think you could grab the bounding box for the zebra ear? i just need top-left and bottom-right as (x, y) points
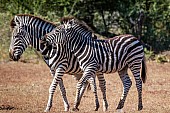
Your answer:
(92, 33), (97, 39)
(14, 16), (20, 26)
(63, 19), (75, 29)
(68, 19), (75, 26)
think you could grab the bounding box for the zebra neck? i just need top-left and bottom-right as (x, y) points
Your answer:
(28, 24), (56, 52)
(69, 37), (88, 56)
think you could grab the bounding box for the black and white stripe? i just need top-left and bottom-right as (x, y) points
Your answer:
(45, 17), (147, 111)
(9, 15), (108, 112)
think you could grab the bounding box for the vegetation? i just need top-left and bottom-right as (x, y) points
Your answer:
(0, 0), (169, 61)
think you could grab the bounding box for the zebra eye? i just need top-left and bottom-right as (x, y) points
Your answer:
(69, 21), (72, 25)
(55, 30), (59, 32)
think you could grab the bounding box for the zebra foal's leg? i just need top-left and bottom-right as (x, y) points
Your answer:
(73, 70), (99, 111)
(97, 73), (108, 111)
(88, 76), (100, 111)
(58, 79), (70, 111)
(72, 76), (87, 111)
(45, 67), (65, 112)
(116, 67), (132, 112)
(72, 74), (88, 101)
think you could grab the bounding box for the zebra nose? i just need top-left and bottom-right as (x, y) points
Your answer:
(44, 34), (48, 39)
(9, 49), (20, 61)
(14, 54), (20, 61)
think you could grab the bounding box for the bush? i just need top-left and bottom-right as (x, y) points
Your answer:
(0, 13), (12, 61)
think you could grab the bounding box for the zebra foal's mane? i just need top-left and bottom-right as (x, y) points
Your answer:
(10, 14), (56, 29)
(59, 16), (94, 33)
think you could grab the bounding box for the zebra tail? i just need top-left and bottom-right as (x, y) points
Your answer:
(141, 57), (147, 83)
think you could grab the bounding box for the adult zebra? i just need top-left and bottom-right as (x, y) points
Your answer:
(9, 14), (108, 112)
(44, 17), (147, 111)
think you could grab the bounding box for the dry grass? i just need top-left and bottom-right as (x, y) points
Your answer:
(0, 61), (170, 113)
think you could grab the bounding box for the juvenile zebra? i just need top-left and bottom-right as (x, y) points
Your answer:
(44, 17), (147, 111)
(40, 32), (108, 111)
(9, 14), (108, 112)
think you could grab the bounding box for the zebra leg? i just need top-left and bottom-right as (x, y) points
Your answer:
(44, 67), (65, 112)
(116, 67), (132, 111)
(97, 73), (108, 111)
(129, 63), (143, 111)
(78, 81), (88, 102)
(72, 78), (84, 111)
(58, 79), (70, 111)
(88, 76), (100, 111)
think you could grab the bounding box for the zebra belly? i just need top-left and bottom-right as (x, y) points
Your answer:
(98, 54), (117, 74)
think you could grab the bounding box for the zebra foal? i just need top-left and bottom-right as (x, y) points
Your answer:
(44, 17), (147, 111)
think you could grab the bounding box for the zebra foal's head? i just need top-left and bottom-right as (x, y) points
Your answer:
(39, 25), (65, 58)
(42, 25), (67, 46)
(9, 15), (31, 61)
(43, 18), (80, 46)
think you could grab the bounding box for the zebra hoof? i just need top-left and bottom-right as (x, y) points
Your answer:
(64, 105), (70, 111)
(138, 105), (143, 111)
(94, 106), (99, 111)
(94, 108), (99, 111)
(103, 106), (108, 112)
(44, 109), (50, 112)
(44, 106), (51, 112)
(103, 102), (108, 111)
(94, 102), (100, 111)
(64, 107), (69, 111)
(72, 107), (79, 111)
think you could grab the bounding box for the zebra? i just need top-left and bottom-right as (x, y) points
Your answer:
(44, 17), (147, 111)
(9, 14), (108, 112)
(40, 33), (108, 111)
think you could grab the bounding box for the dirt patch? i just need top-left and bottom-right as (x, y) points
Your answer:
(0, 61), (170, 113)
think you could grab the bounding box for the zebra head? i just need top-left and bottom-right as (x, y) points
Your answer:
(40, 26), (65, 57)
(43, 25), (67, 45)
(44, 18), (81, 46)
(9, 15), (31, 61)
(40, 31), (64, 60)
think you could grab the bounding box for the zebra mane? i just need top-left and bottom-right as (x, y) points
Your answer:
(10, 14), (56, 28)
(59, 16), (94, 33)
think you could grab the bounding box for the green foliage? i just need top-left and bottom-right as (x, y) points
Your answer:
(156, 55), (168, 63)
(0, 0), (170, 62)
(0, 13), (12, 61)
(144, 48), (155, 61)
(141, 0), (170, 52)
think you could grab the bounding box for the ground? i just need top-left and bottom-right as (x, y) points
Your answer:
(0, 61), (170, 113)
